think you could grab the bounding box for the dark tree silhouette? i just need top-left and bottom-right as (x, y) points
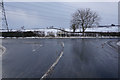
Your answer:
(70, 24), (79, 32)
(71, 8), (100, 36)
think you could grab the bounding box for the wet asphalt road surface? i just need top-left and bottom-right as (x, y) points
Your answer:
(2, 38), (119, 78)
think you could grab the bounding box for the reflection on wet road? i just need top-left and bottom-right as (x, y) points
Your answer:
(2, 38), (118, 78)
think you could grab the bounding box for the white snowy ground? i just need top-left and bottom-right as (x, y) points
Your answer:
(0, 26), (119, 38)
(86, 27), (119, 32)
(32, 26), (119, 32)
(0, 26), (119, 33)
(65, 26), (119, 32)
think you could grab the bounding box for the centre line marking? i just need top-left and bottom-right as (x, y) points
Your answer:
(40, 42), (64, 80)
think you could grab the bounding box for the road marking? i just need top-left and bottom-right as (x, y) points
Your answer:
(32, 49), (36, 52)
(117, 41), (120, 46)
(104, 40), (118, 52)
(40, 42), (64, 80)
(0, 45), (6, 56)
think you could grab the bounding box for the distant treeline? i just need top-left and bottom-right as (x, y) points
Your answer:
(1, 31), (38, 37)
(1, 31), (120, 37)
(57, 32), (120, 37)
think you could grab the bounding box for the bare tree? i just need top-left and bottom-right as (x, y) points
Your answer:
(70, 23), (79, 33)
(21, 26), (25, 31)
(70, 17), (79, 32)
(71, 8), (100, 36)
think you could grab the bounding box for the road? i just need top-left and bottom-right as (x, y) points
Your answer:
(2, 38), (119, 78)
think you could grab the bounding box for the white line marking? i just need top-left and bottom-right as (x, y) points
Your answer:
(0, 45), (6, 56)
(40, 42), (64, 80)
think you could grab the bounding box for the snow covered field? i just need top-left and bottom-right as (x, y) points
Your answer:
(0, 26), (119, 33)
(86, 27), (119, 32)
(0, 26), (119, 39)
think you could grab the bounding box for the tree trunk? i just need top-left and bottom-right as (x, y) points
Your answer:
(82, 28), (85, 36)
(73, 29), (75, 33)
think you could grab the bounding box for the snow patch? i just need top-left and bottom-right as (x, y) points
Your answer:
(1, 26), (119, 32)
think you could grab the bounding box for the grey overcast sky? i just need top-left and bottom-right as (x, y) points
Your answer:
(4, 2), (118, 29)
